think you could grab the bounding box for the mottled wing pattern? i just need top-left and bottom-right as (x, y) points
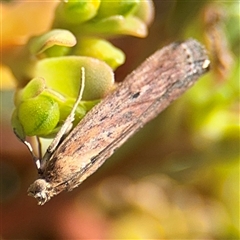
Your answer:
(41, 39), (209, 195)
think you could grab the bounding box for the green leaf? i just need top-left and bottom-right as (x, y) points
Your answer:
(21, 77), (46, 101)
(80, 15), (148, 37)
(96, 0), (140, 19)
(134, 0), (155, 25)
(11, 109), (26, 141)
(29, 29), (77, 55)
(54, 0), (100, 25)
(13, 77), (46, 107)
(34, 56), (115, 100)
(75, 37), (125, 69)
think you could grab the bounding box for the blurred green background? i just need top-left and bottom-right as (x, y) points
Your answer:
(1, 0), (239, 239)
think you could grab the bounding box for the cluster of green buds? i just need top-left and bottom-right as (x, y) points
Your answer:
(11, 0), (154, 139)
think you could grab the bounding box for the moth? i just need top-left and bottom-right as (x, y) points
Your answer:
(17, 39), (210, 205)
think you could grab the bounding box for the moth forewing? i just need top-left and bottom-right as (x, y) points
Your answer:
(27, 39), (210, 205)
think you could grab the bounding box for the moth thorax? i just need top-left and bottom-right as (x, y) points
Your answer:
(27, 179), (52, 205)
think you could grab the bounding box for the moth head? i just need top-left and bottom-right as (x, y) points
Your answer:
(27, 179), (52, 205)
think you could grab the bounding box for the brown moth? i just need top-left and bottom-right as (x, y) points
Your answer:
(24, 39), (210, 205)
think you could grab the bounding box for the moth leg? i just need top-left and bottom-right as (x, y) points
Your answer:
(36, 136), (42, 160)
(41, 67), (86, 169)
(13, 129), (41, 171)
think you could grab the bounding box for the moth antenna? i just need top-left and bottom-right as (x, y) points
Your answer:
(41, 67), (86, 169)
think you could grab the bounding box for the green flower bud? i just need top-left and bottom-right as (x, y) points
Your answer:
(17, 95), (60, 137)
